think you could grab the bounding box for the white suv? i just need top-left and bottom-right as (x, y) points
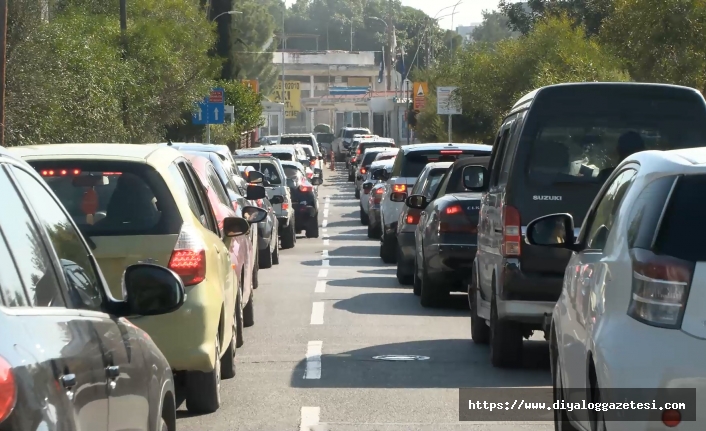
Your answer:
(378, 143), (492, 263)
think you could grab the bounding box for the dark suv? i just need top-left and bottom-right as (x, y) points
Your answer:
(468, 82), (706, 368)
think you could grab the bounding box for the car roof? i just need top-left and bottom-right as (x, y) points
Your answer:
(363, 147), (396, 155)
(240, 146), (295, 155)
(424, 161), (454, 170)
(6, 143), (179, 163)
(282, 133), (314, 137)
(0, 146), (47, 172)
(280, 160), (306, 171)
(624, 148), (706, 173)
(161, 142), (231, 156)
(371, 158), (396, 168)
(399, 143), (491, 154)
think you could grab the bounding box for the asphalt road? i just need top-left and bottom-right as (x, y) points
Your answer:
(177, 164), (553, 431)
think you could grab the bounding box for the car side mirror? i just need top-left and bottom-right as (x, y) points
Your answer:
(362, 182), (374, 191)
(242, 206), (268, 224)
(310, 177), (323, 186)
(270, 195), (284, 204)
(406, 194), (428, 209)
(526, 213), (576, 248)
(248, 170), (265, 184)
(123, 264), (185, 316)
(390, 192), (407, 202)
(223, 216), (251, 236)
(462, 165), (489, 191)
(246, 184), (266, 200)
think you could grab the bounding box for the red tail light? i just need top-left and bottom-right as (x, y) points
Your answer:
(360, 167), (367, 175)
(282, 202), (289, 210)
(356, 148), (361, 155)
(0, 355), (16, 424)
(406, 212), (420, 225)
(373, 187), (384, 204)
(444, 204), (463, 215)
(300, 185), (312, 193)
(40, 168), (82, 176)
(628, 248), (693, 328)
(440, 150), (462, 154)
(256, 199), (263, 207)
(168, 225), (206, 286)
(502, 205), (521, 256)
(440, 204), (478, 233)
(306, 172), (314, 179)
(393, 184), (407, 193)
(352, 156), (357, 163)
(310, 160), (316, 167)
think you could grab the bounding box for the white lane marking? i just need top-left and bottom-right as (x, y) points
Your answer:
(322, 250), (329, 258)
(317, 269), (328, 278)
(323, 239), (330, 246)
(322, 219), (328, 227)
(322, 228), (328, 233)
(324, 202), (329, 209)
(323, 209), (329, 218)
(310, 302), (324, 324)
(304, 341), (322, 379)
(322, 259), (329, 267)
(315, 280), (326, 293)
(325, 196), (330, 201)
(299, 406), (321, 431)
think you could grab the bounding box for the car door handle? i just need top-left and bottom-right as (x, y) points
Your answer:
(494, 228), (502, 233)
(60, 373), (76, 388)
(106, 365), (120, 379)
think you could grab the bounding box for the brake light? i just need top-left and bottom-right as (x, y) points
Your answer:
(393, 184), (407, 193)
(167, 225), (206, 286)
(628, 248), (693, 328)
(502, 205), (521, 256)
(300, 185), (312, 193)
(352, 156), (357, 163)
(440, 150), (462, 154)
(406, 212), (420, 225)
(0, 355), (16, 423)
(662, 409), (681, 427)
(360, 167), (367, 175)
(439, 204), (478, 233)
(444, 204), (462, 215)
(310, 160), (316, 167)
(374, 187), (384, 195)
(40, 168), (82, 177)
(260, 153), (272, 156)
(306, 171), (314, 179)
(282, 202), (289, 210)
(373, 188), (384, 204)
(356, 148), (361, 155)
(257, 199), (263, 207)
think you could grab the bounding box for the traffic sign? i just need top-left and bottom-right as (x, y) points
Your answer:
(437, 86), (462, 115)
(192, 87), (226, 125)
(242, 79), (259, 93)
(413, 82), (428, 110)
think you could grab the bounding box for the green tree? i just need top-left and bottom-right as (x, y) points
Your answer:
(499, 0), (614, 36)
(471, 10), (519, 43)
(600, 0), (706, 92)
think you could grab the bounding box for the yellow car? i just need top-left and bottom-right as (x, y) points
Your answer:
(9, 144), (267, 414)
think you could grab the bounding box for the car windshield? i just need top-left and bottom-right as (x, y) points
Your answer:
(527, 92), (706, 184)
(300, 146), (314, 157)
(401, 150), (488, 178)
(238, 161), (282, 185)
(344, 129), (369, 139)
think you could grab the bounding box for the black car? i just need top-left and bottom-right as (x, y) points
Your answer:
(470, 82), (706, 368)
(280, 161), (322, 238)
(405, 157), (490, 306)
(0, 147), (241, 431)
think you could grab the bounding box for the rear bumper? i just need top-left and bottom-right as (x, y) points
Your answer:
(397, 231), (416, 275)
(294, 204), (317, 229)
(426, 244), (477, 290)
(500, 260), (564, 302)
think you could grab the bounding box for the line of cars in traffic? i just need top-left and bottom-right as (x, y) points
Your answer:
(0, 138), (324, 430)
(358, 82), (706, 430)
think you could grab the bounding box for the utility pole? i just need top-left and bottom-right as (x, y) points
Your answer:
(281, 7), (286, 134)
(0, 0), (7, 147)
(385, 0), (392, 91)
(448, 2), (460, 144)
(120, 0), (129, 133)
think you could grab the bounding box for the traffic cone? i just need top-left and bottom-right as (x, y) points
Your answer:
(330, 152), (335, 171)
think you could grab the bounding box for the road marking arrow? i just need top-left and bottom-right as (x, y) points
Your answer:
(198, 108), (202, 121)
(214, 107), (219, 121)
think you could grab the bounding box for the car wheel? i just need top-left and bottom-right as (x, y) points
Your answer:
(220, 315), (236, 379)
(552, 338), (579, 431)
(489, 287), (523, 368)
(396, 247), (413, 285)
(469, 276), (490, 345)
(413, 258), (422, 296)
(280, 221), (295, 249)
(420, 263), (446, 307)
(379, 234), (396, 264)
(360, 207), (369, 225)
(272, 234), (280, 265)
(186, 335), (221, 413)
(259, 244), (273, 269)
(243, 291), (255, 328)
(306, 217), (319, 238)
(354, 188), (360, 199)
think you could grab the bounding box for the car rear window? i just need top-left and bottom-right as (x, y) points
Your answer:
(344, 129), (370, 139)
(654, 174), (706, 261)
(317, 133), (335, 144)
(398, 149), (490, 178)
(300, 146), (314, 157)
(29, 160), (182, 237)
(237, 161), (282, 185)
(282, 166), (301, 178)
(525, 89), (706, 184)
(265, 152), (293, 161)
(360, 142), (395, 152)
(362, 151), (386, 166)
(426, 168), (448, 197)
(280, 136), (313, 146)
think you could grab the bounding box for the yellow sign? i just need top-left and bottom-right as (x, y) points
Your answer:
(242, 79), (259, 93)
(413, 82), (428, 111)
(270, 80), (301, 119)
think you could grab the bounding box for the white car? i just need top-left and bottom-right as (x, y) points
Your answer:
(359, 158), (395, 225)
(525, 148), (706, 431)
(378, 143), (492, 263)
(354, 147), (398, 198)
(278, 134), (324, 178)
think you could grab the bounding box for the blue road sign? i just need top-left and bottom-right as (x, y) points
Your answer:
(192, 88), (226, 125)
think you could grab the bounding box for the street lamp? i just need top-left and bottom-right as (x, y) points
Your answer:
(211, 10), (242, 22)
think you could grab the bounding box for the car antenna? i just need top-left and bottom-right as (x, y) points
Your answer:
(167, 139), (173, 146)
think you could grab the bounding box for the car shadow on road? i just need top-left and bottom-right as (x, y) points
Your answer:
(358, 268), (396, 275)
(338, 228), (367, 235)
(339, 211), (359, 219)
(333, 292), (469, 315)
(301, 258), (389, 267)
(323, 219), (362, 228)
(290, 338), (551, 389)
(328, 245), (380, 257)
(327, 277), (408, 289)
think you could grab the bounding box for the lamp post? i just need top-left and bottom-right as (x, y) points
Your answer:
(367, 16), (394, 92)
(448, 0), (461, 143)
(211, 10), (242, 22)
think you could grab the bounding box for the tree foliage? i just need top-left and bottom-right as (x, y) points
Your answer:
(471, 10), (520, 43)
(208, 80), (264, 147)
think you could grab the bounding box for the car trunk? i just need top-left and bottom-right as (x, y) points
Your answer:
(438, 194), (481, 245)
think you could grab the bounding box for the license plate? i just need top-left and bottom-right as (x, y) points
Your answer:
(300, 201), (307, 205)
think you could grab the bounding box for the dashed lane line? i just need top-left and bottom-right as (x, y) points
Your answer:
(310, 302), (324, 325)
(317, 269), (328, 278)
(299, 407), (321, 431)
(304, 341), (322, 379)
(315, 280), (326, 293)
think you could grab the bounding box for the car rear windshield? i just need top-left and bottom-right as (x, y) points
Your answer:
(344, 129), (369, 139)
(426, 168), (448, 197)
(526, 89), (706, 184)
(282, 166), (302, 178)
(399, 149), (490, 178)
(362, 151), (386, 166)
(300, 146), (314, 157)
(29, 160), (182, 237)
(654, 174), (706, 261)
(280, 136), (313, 146)
(361, 142), (395, 153)
(267, 152), (293, 161)
(317, 133), (334, 144)
(237, 161), (282, 185)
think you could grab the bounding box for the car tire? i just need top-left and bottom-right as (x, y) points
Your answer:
(379, 234), (396, 264)
(396, 247), (413, 285)
(360, 207), (369, 225)
(489, 288), (523, 368)
(235, 282), (244, 348)
(413, 258), (422, 296)
(272, 235), (280, 265)
(420, 263), (446, 307)
(280, 221), (295, 249)
(552, 338), (579, 430)
(243, 292), (255, 328)
(259, 245), (273, 269)
(160, 418), (169, 431)
(354, 188), (360, 199)
(186, 336), (221, 414)
(221, 317), (236, 379)
(306, 217), (319, 238)
(469, 276), (490, 345)
(252, 255), (259, 289)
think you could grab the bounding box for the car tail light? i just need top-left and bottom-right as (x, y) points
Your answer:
(0, 355), (16, 424)
(168, 225), (206, 286)
(627, 248), (693, 328)
(440, 150), (462, 154)
(445, 205), (462, 215)
(662, 409), (681, 427)
(40, 168), (82, 176)
(392, 184), (407, 193)
(360, 167), (367, 175)
(406, 211), (420, 225)
(502, 205), (521, 256)
(439, 204), (477, 233)
(309, 160), (316, 167)
(356, 148), (361, 155)
(256, 199), (263, 207)
(352, 156), (357, 163)
(373, 188), (384, 204)
(306, 171), (314, 179)
(300, 185), (312, 193)
(282, 202), (289, 210)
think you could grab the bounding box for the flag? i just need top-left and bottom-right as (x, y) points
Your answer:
(391, 26), (397, 61)
(378, 51), (384, 83)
